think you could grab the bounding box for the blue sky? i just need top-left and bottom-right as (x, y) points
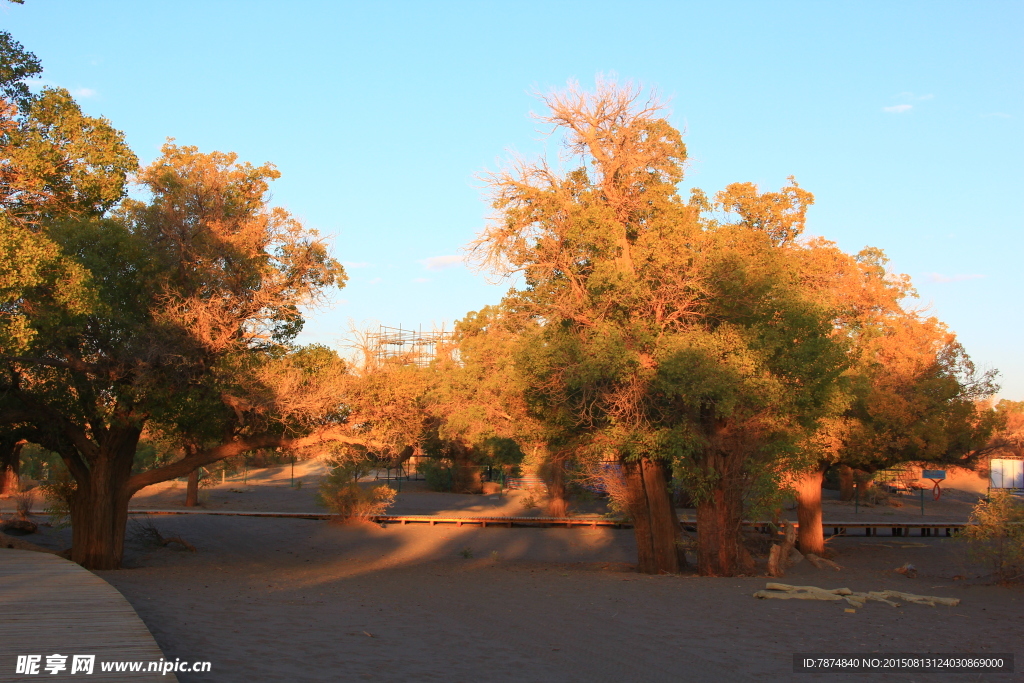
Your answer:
(4, 1), (1022, 398)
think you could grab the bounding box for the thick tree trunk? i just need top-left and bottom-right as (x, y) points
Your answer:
(794, 464), (826, 556)
(0, 439), (25, 496)
(185, 468), (200, 507)
(622, 457), (680, 574)
(695, 490), (744, 576)
(450, 442), (482, 494)
(68, 429), (141, 570)
(695, 454), (745, 576)
(838, 465), (855, 501)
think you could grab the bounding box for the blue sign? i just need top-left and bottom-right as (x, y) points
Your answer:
(922, 470), (946, 480)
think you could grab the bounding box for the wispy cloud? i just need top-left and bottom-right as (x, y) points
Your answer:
(421, 254), (463, 271)
(342, 261), (372, 269)
(71, 87), (97, 98)
(926, 272), (985, 283)
(883, 104), (913, 114)
(412, 277), (431, 284)
(981, 112), (1012, 119)
(367, 277), (383, 285)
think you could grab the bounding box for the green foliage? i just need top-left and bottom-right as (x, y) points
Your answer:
(1, 88), (138, 222)
(0, 30), (41, 110)
(17, 443), (61, 480)
(960, 491), (1024, 583)
(0, 214), (96, 352)
(419, 458), (453, 492)
(315, 460), (396, 522)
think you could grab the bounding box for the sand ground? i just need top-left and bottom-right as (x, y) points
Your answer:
(4, 467), (1022, 682)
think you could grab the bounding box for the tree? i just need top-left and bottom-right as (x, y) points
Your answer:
(473, 80), (849, 575)
(428, 306), (537, 497)
(988, 400), (1024, 459)
(787, 244), (1000, 555)
(1, 88), (137, 224)
(0, 28), (41, 111)
(0, 141), (354, 569)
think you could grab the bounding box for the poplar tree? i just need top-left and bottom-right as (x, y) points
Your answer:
(474, 80), (849, 575)
(0, 140), (353, 569)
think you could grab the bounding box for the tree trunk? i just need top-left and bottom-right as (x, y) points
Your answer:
(695, 489), (744, 576)
(622, 457), (680, 574)
(0, 439), (24, 496)
(185, 468), (200, 507)
(68, 429), (141, 570)
(695, 452), (745, 576)
(543, 454), (568, 517)
(838, 465), (855, 501)
(794, 464), (826, 556)
(450, 442), (482, 494)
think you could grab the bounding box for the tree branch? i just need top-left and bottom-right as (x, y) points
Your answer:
(126, 428), (377, 495)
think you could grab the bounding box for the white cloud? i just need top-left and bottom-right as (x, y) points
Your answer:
(342, 261), (372, 269)
(981, 112), (1012, 119)
(72, 87), (97, 98)
(421, 254), (463, 271)
(367, 277), (383, 285)
(883, 104), (913, 114)
(412, 277), (431, 283)
(926, 272), (985, 283)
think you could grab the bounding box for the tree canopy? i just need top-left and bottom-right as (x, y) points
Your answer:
(0, 132), (349, 567)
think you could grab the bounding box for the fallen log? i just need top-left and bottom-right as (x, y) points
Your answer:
(753, 582), (959, 608)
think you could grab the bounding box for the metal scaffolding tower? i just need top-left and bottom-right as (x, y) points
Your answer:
(367, 324), (453, 367)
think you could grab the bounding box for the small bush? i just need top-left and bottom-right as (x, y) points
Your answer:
(315, 461), (396, 523)
(38, 468), (76, 530)
(959, 491), (1024, 583)
(12, 486), (35, 520)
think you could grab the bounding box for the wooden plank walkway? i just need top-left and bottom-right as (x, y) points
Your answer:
(123, 508), (970, 535)
(0, 549), (177, 682)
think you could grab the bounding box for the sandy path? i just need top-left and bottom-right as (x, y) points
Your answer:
(4, 467), (1019, 681)
(84, 515), (1022, 683)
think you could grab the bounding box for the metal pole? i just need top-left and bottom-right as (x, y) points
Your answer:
(920, 485), (925, 516)
(291, 454), (295, 488)
(855, 480), (859, 514)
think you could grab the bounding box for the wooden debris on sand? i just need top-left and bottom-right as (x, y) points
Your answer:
(805, 553), (842, 571)
(753, 583), (960, 608)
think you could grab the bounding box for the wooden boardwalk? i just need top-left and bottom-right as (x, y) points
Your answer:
(0, 549), (177, 682)
(124, 508), (970, 535)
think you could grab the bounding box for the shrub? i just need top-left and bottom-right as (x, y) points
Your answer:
(315, 460), (396, 523)
(11, 486), (35, 520)
(38, 468), (76, 530)
(959, 491), (1024, 583)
